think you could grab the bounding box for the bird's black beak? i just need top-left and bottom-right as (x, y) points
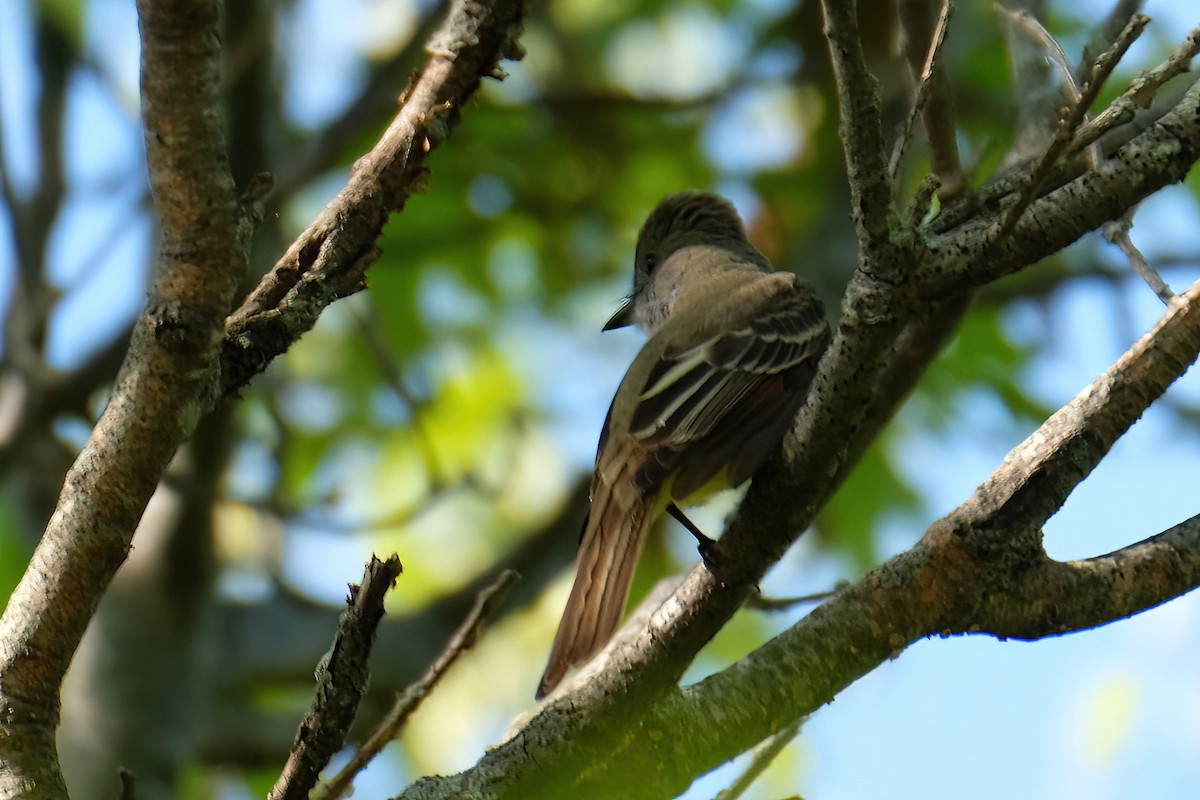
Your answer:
(602, 300), (634, 331)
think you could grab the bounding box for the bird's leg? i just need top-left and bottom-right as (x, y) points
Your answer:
(667, 503), (722, 574)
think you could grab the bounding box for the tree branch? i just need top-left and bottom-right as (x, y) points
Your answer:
(923, 77), (1200, 293)
(819, 0), (900, 272)
(269, 555), (403, 800)
(894, 0), (965, 199)
(221, 0), (528, 395)
(932, 278), (1200, 542)
(317, 569), (517, 800)
(974, 512), (1200, 638)
(0, 1), (248, 795)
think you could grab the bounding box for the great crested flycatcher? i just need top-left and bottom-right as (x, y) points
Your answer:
(537, 191), (830, 698)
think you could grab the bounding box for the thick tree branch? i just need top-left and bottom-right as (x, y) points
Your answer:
(0, 1), (248, 796)
(648, 513), (1200, 797)
(973, 512), (1200, 638)
(221, 0), (528, 395)
(937, 279), (1200, 541)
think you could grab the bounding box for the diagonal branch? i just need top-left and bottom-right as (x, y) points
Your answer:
(316, 569), (517, 800)
(998, 12), (1149, 236)
(893, 0), (965, 199)
(221, 0), (528, 396)
(934, 278), (1200, 542)
(0, 1), (249, 796)
(922, 78), (1200, 293)
(269, 555), (403, 800)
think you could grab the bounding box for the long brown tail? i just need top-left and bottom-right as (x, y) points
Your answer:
(537, 463), (656, 698)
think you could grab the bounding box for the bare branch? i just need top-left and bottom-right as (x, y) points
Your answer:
(221, 0), (528, 395)
(663, 507), (1200, 800)
(1103, 209), (1175, 304)
(819, 0), (899, 269)
(941, 278), (1200, 540)
(0, 0), (248, 794)
(711, 718), (804, 800)
(968, 512), (1200, 638)
(316, 570), (518, 800)
(999, 11), (1149, 236)
(1069, 22), (1200, 158)
(893, 0), (965, 198)
(922, 79), (1200, 293)
(269, 554), (403, 800)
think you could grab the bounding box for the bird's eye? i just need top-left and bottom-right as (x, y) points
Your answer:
(642, 254), (658, 273)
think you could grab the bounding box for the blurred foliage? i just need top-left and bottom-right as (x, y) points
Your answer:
(3, 0), (1200, 797)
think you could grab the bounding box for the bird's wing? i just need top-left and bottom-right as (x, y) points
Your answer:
(626, 277), (829, 497)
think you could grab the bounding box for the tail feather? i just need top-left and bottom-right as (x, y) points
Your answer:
(537, 465), (655, 698)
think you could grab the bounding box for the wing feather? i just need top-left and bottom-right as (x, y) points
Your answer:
(628, 276), (829, 499)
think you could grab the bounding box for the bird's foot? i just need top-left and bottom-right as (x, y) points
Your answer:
(667, 503), (725, 578)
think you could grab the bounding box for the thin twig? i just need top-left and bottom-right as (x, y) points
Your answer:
(268, 554), (404, 800)
(711, 718), (805, 800)
(1069, 22), (1200, 159)
(891, 0), (958, 189)
(1079, 0), (1144, 77)
(1103, 209), (1175, 304)
(316, 569), (520, 800)
(998, 11), (1148, 238)
(746, 582), (850, 612)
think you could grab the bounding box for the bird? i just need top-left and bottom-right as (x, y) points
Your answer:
(537, 191), (830, 698)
